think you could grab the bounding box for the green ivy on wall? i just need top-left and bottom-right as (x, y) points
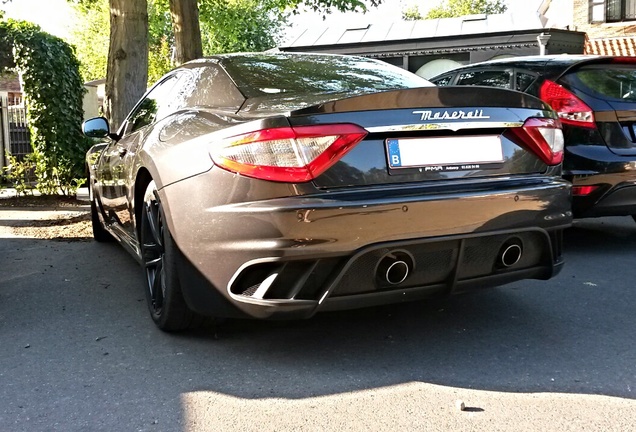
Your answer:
(0, 19), (90, 181)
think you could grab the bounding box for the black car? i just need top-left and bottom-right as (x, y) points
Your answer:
(431, 55), (636, 220)
(83, 52), (571, 331)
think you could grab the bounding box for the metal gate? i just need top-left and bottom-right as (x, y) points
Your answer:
(0, 95), (31, 169)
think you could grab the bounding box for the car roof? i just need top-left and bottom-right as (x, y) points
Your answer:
(184, 52), (374, 66)
(436, 55), (626, 77)
(469, 54), (598, 66)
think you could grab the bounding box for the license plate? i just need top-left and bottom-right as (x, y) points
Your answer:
(387, 135), (504, 171)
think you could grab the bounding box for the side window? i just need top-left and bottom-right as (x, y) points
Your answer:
(125, 74), (181, 135)
(431, 75), (453, 86)
(515, 72), (537, 92)
(456, 70), (512, 89)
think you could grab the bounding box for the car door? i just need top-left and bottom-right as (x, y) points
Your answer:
(98, 73), (186, 243)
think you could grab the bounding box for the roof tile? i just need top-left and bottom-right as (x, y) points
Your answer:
(585, 37), (636, 56)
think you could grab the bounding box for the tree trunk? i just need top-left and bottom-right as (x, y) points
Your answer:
(106, 0), (149, 131)
(169, 0), (203, 66)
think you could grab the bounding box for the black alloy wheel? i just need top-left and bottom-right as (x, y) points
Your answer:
(140, 180), (196, 331)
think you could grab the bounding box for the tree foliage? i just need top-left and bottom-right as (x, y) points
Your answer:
(70, 0), (109, 81)
(69, 0), (289, 83)
(199, 0), (287, 55)
(403, 0), (507, 21)
(147, 0), (175, 83)
(0, 19), (89, 181)
(70, 0), (170, 84)
(67, 0), (383, 129)
(273, 0), (380, 14)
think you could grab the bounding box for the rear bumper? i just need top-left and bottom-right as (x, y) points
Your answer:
(215, 228), (564, 320)
(160, 172), (572, 319)
(572, 181), (636, 218)
(564, 143), (636, 217)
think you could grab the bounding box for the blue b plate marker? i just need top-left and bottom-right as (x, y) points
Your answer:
(387, 139), (402, 168)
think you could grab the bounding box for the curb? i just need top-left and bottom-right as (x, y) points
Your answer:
(0, 187), (89, 202)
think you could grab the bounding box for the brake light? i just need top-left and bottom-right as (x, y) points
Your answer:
(507, 117), (564, 165)
(572, 185), (599, 196)
(611, 57), (636, 64)
(211, 124), (368, 182)
(539, 79), (595, 128)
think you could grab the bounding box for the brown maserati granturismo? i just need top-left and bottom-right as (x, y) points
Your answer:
(83, 52), (572, 331)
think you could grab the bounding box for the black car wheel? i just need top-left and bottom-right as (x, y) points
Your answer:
(140, 180), (196, 331)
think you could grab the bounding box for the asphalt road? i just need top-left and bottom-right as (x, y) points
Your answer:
(1, 216), (635, 431)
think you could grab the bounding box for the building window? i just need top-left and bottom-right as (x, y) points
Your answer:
(591, 0), (606, 22)
(592, 0), (636, 23)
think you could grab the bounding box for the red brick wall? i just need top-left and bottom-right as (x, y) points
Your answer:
(573, 0), (636, 38)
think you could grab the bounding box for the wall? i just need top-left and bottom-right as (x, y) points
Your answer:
(83, 85), (99, 121)
(573, 0), (636, 37)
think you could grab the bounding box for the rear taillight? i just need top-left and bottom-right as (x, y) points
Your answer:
(539, 79), (595, 128)
(572, 185), (599, 196)
(507, 117), (564, 165)
(611, 57), (636, 64)
(210, 124), (367, 182)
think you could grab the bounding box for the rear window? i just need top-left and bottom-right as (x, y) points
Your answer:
(563, 64), (636, 102)
(221, 53), (432, 98)
(456, 70), (512, 89)
(431, 75), (453, 86)
(515, 72), (536, 92)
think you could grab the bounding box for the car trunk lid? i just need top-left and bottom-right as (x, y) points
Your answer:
(282, 87), (559, 189)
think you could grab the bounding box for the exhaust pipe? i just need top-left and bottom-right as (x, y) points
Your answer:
(498, 238), (523, 268)
(377, 251), (413, 285)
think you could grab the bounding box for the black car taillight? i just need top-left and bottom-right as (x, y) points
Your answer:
(507, 117), (564, 165)
(611, 57), (636, 65)
(539, 79), (595, 129)
(210, 124), (368, 182)
(572, 185), (599, 196)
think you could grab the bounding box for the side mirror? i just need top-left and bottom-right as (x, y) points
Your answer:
(82, 117), (110, 139)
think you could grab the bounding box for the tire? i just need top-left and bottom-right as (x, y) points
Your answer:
(140, 180), (197, 331)
(90, 198), (113, 242)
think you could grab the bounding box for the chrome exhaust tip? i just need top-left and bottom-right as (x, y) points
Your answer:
(377, 251), (414, 285)
(498, 239), (523, 268)
(384, 260), (410, 285)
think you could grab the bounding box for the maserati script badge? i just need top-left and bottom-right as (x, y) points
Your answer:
(412, 109), (491, 121)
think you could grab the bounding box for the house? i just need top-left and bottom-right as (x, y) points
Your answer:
(84, 78), (106, 120)
(574, 0), (636, 55)
(540, 0), (636, 55)
(279, 11), (586, 79)
(0, 73), (23, 106)
(0, 73), (28, 168)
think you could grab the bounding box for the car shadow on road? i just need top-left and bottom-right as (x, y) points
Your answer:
(564, 216), (636, 252)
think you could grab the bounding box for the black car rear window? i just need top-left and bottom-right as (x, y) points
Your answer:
(221, 54), (432, 98)
(431, 75), (453, 86)
(456, 70), (512, 89)
(562, 64), (636, 102)
(515, 72), (536, 92)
